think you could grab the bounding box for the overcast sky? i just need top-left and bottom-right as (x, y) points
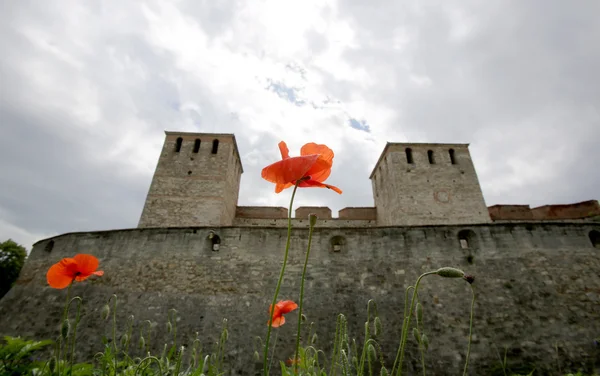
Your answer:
(1, 1), (599, 250)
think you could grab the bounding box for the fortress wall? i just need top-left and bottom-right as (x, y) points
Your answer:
(489, 205), (534, 220)
(235, 206), (288, 219)
(338, 207), (377, 220)
(295, 206), (332, 219)
(490, 200), (600, 221)
(231, 218), (376, 228)
(1, 223), (600, 374)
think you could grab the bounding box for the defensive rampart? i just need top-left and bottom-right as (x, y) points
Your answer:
(1, 223), (599, 374)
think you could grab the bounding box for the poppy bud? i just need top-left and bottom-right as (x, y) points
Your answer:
(167, 322), (173, 333)
(61, 319), (70, 339)
(301, 314), (307, 322)
(253, 351), (260, 362)
(421, 334), (429, 350)
(311, 333), (318, 344)
(374, 317), (382, 337)
(436, 267), (465, 278)
(120, 334), (128, 348)
(380, 368), (390, 376)
(368, 344), (377, 360)
(139, 336), (146, 350)
(222, 329), (229, 342)
(412, 328), (420, 343)
(416, 303), (423, 325)
(309, 214), (318, 227)
(49, 357), (56, 372)
(101, 304), (110, 320)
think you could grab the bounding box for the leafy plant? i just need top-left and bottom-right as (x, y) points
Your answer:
(0, 239), (27, 299)
(0, 336), (52, 376)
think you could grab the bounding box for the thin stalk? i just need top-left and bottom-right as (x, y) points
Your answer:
(419, 339), (426, 376)
(263, 183), (299, 376)
(294, 213), (316, 374)
(462, 285), (476, 376)
(392, 271), (437, 376)
(68, 297), (83, 376)
(57, 281), (74, 376)
(107, 294), (118, 376)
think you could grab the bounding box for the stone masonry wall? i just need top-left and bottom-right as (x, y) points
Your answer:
(138, 132), (242, 227)
(371, 144), (491, 226)
(1, 223), (599, 375)
(490, 200), (600, 221)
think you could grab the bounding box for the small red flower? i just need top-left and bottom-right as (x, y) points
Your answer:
(261, 141), (342, 194)
(268, 300), (298, 327)
(46, 254), (104, 289)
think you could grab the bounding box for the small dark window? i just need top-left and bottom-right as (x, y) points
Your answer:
(193, 139), (201, 153)
(44, 240), (55, 253)
(175, 137), (183, 152)
(449, 149), (457, 165)
(211, 139), (219, 154)
(330, 235), (346, 252)
(427, 150), (435, 164)
(458, 229), (477, 249)
(405, 148), (414, 164)
(590, 230), (600, 249)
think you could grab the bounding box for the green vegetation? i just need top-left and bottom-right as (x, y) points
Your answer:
(0, 239), (27, 299)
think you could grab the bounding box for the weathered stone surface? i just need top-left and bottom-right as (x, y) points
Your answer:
(2, 223), (599, 375)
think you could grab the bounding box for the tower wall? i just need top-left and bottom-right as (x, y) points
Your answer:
(371, 143), (490, 226)
(138, 132), (242, 227)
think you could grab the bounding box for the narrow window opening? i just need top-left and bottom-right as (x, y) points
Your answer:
(208, 231), (221, 251)
(590, 230), (600, 249)
(427, 150), (435, 164)
(458, 229), (477, 250)
(193, 139), (201, 153)
(449, 149), (457, 165)
(405, 148), (414, 164)
(175, 137), (183, 152)
(44, 240), (55, 253)
(211, 139), (219, 154)
(330, 235), (346, 252)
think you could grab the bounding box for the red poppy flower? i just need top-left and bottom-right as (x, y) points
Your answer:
(46, 254), (104, 289)
(261, 141), (342, 194)
(268, 300), (298, 327)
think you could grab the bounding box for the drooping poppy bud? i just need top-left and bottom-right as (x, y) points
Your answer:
(436, 267), (465, 278)
(368, 344), (377, 360)
(374, 317), (382, 337)
(421, 334), (429, 350)
(309, 213), (318, 227)
(61, 319), (70, 339)
(412, 328), (420, 343)
(101, 304), (110, 320)
(416, 303), (423, 325)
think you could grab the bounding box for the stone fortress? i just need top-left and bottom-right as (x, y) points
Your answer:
(1, 131), (599, 375)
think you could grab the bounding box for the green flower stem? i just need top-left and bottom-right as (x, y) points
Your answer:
(462, 285), (475, 376)
(263, 183), (299, 376)
(68, 297), (83, 376)
(57, 281), (73, 376)
(392, 271), (437, 376)
(294, 214), (316, 374)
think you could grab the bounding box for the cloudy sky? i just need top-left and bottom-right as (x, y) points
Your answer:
(1, 0), (599, 250)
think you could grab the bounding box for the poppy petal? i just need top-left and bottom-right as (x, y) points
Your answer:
(300, 143), (334, 164)
(277, 300), (299, 314)
(301, 179), (343, 194)
(47, 258), (77, 289)
(73, 254), (100, 275)
(261, 155), (318, 185)
(270, 316), (285, 327)
(275, 182), (293, 193)
(278, 141), (290, 159)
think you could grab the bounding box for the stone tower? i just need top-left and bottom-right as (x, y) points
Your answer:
(370, 143), (490, 226)
(138, 131), (243, 227)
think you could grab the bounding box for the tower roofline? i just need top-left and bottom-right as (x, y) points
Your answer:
(164, 130), (244, 173)
(369, 142), (470, 179)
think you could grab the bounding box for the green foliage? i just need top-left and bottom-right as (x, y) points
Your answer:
(0, 336), (52, 376)
(0, 239), (27, 299)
